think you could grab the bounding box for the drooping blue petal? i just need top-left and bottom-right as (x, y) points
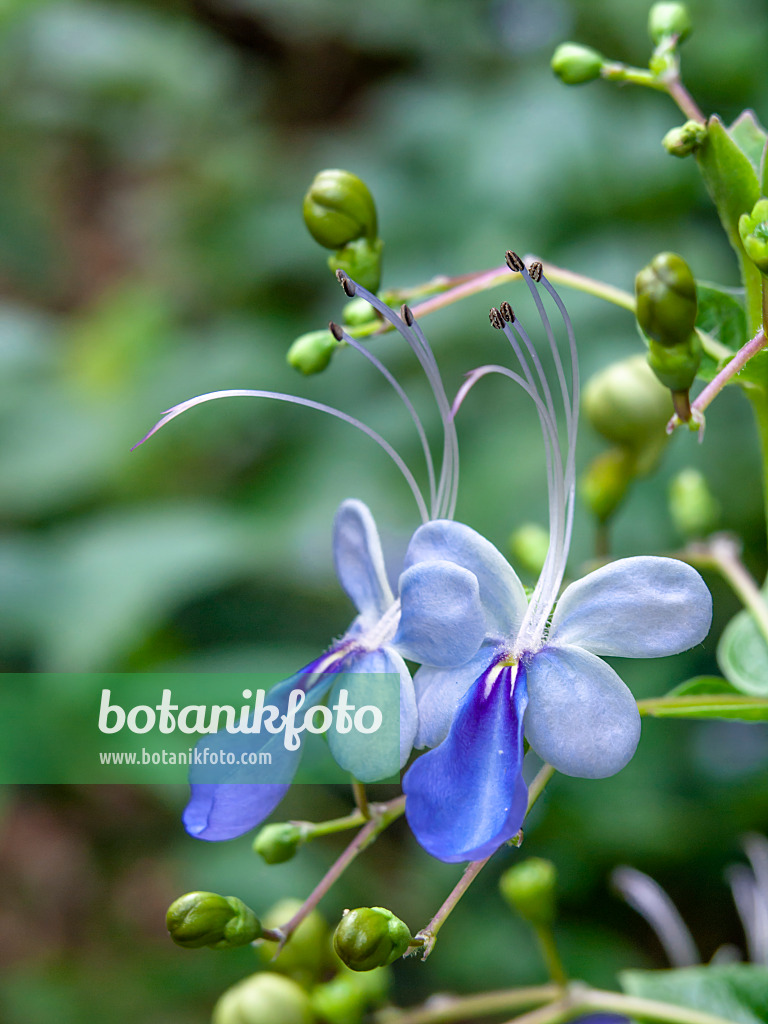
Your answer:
(394, 560), (486, 667)
(403, 520), (529, 639)
(548, 556), (712, 658)
(524, 644), (641, 779)
(182, 656), (342, 841)
(412, 643), (499, 749)
(326, 647), (412, 781)
(403, 659), (529, 863)
(333, 499), (394, 627)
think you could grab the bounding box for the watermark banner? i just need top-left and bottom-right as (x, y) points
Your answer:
(0, 673), (401, 784)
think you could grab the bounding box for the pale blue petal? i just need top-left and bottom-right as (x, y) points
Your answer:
(403, 660), (529, 863)
(183, 782), (292, 841)
(394, 560), (486, 667)
(548, 556), (712, 658)
(326, 647), (411, 782)
(333, 499), (394, 626)
(404, 520), (528, 638)
(412, 644), (499, 749)
(525, 644), (641, 779)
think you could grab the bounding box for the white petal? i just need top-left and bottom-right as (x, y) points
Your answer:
(524, 644), (640, 779)
(412, 644), (499, 749)
(333, 499), (394, 626)
(404, 520), (528, 639)
(395, 560), (486, 667)
(548, 556), (712, 658)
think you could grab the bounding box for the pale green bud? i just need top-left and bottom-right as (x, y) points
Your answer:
(287, 330), (339, 375)
(648, 2), (692, 44)
(166, 892), (262, 950)
(303, 170), (378, 249)
(583, 354), (672, 450)
(669, 468), (720, 538)
(509, 523), (550, 577)
(499, 858), (557, 928)
(581, 448), (635, 523)
(212, 973), (315, 1024)
(253, 823), (304, 864)
(333, 908), (411, 972)
(738, 198), (768, 273)
(551, 42), (605, 85)
(310, 968), (390, 1024)
(342, 297), (377, 327)
(257, 900), (329, 987)
(662, 120), (707, 157)
(635, 252), (698, 348)
(328, 237), (384, 294)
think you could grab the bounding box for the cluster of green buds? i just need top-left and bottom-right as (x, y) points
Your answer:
(582, 354), (673, 524)
(635, 251), (701, 419)
(166, 891), (263, 950)
(739, 198), (768, 275)
(332, 907), (411, 972)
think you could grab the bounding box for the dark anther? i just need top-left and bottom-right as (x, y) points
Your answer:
(329, 321), (344, 341)
(529, 261), (543, 283)
(489, 307), (505, 330)
(499, 301), (515, 323)
(400, 304), (415, 326)
(505, 251), (525, 273)
(336, 269), (356, 297)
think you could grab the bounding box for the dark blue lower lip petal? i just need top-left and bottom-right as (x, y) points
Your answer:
(403, 660), (529, 863)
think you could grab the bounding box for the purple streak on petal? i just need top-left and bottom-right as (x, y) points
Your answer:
(403, 660), (529, 863)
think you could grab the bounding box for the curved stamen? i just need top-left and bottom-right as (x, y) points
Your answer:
(133, 388), (430, 523)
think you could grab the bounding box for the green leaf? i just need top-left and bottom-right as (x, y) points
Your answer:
(718, 604), (768, 697)
(620, 964), (768, 1024)
(728, 110), (768, 174)
(696, 116), (763, 334)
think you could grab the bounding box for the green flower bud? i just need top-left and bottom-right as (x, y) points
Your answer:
(253, 823), (304, 864)
(647, 333), (702, 392)
(550, 42), (605, 85)
(342, 297), (377, 327)
(328, 237), (384, 294)
(166, 892), (262, 950)
(500, 858), (558, 928)
(669, 468), (720, 538)
(509, 523), (550, 577)
(258, 900), (329, 987)
(662, 120), (707, 158)
(583, 354), (672, 451)
(311, 968), (390, 1024)
(303, 170), (378, 249)
(333, 908), (411, 972)
(738, 197), (768, 273)
(648, 2), (692, 44)
(212, 973), (315, 1024)
(635, 252), (698, 348)
(287, 330), (339, 375)
(581, 447), (635, 523)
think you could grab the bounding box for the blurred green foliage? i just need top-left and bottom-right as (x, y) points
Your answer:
(0, 1), (767, 1022)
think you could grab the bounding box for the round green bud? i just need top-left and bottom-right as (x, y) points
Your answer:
(328, 237), (384, 295)
(166, 892), (262, 951)
(212, 973), (315, 1024)
(583, 354), (672, 450)
(342, 297), (377, 327)
(253, 823), (304, 864)
(310, 968), (390, 1024)
(738, 198), (768, 273)
(647, 334), (702, 392)
(303, 169), (378, 249)
(635, 252), (698, 349)
(669, 468), (720, 538)
(648, 2), (692, 44)
(257, 900), (329, 987)
(662, 120), (707, 158)
(333, 908), (411, 972)
(550, 42), (605, 85)
(581, 447), (635, 523)
(509, 523), (550, 577)
(287, 330), (339, 375)
(499, 858), (558, 928)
